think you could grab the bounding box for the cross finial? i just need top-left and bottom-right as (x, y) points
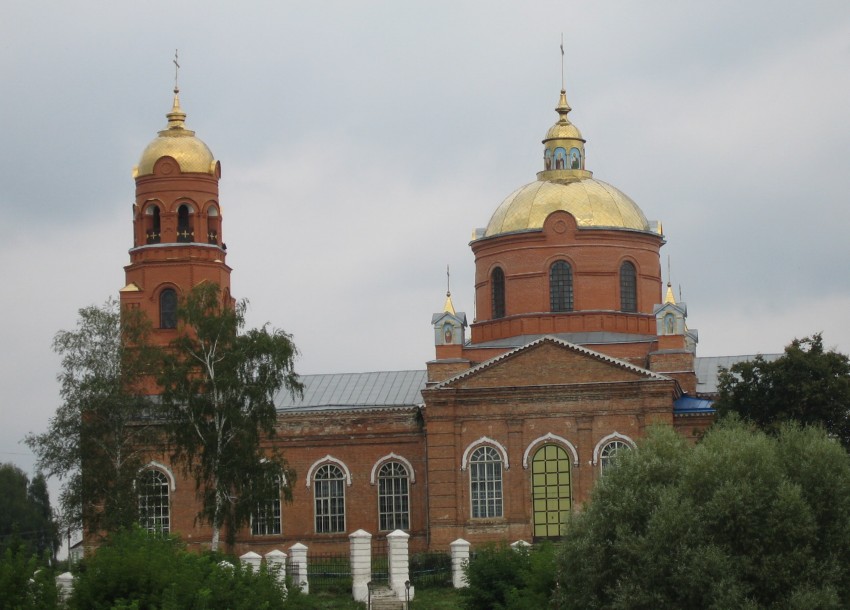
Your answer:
(173, 49), (181, 94)
(560, 33), (565, 91)
(446, 264), (451, 297)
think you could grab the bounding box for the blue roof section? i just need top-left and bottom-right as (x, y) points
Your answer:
(674, 395), (715, 415)
(275, 370), (427, 412)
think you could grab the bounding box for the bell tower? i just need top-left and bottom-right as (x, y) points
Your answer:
(120, 86), (231, 344)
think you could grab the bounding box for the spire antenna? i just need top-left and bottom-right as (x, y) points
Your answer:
(446, 264), (451, 297)
(560, 33), (565, 91)
(173, 49), (181, 94)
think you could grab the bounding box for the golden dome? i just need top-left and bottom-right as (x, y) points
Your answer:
(482, 87), (654, 237)
(484, 178), (650, 236)
(134, 90), (216, 178)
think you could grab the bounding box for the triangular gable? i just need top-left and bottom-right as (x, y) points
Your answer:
(434, 336), (671, 390)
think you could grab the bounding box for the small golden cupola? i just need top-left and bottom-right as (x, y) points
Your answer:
(133, 87), (218, 178)
(540, 88), (589, 178)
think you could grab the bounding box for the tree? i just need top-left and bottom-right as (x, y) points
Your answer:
(0, 545), (59, 610)
(715, 333), (850, 448)
(553, 420), (850, 609)
(69, 527), (305, 609)
(0, 464), (59, 559)
(158, 283), (302, 551)
(461, 542), (556, 610)
(26, 299), (160, 534)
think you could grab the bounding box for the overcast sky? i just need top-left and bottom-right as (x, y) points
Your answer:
(2, 1), (849, 489)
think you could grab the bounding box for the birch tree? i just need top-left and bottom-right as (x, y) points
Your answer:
(158, 283), (301, 551)
(25, 299), (159, 534)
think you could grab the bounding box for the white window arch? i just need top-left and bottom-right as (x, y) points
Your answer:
(305, 455), (352, 487)
(461, 437), (509, 471)
(370, 453), (416, 485)
(522, 433), (579, 468)
(592, 432), (637, 467)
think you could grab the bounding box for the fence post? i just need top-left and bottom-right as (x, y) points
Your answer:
(264, 549), (287, 590)
(56, 572), (74, 601)
(349, 529), (372, 602)
(450, 538), (470, 588)
(288, 542), (309, 593)
(387, 529), (414, 602)
(511, 540), (531, 551)
(240, 551), (262, 573)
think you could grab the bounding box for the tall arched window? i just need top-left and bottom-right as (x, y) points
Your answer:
(177, 204), (194, 243)
(600, 440), (631, 472)
(138, 470), (170, 534)
(145, 205), (161, 244)
(620, 261), (637, 312)
(491, 267), (506, 319)
(549, 261), (574, 312)
(159, 288), (177, 329)
(531, 444), (571, 538)
(378, 462), (410, 531)
(470, 446), (503, 519)
(207, 204), (220, 245)
(314, 464), (345, 533)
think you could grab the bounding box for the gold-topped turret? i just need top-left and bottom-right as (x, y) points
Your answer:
(664, 282), (676, 305)
(133, 86), (217, 178)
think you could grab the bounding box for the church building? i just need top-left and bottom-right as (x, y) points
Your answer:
(121, 79), (720, 555)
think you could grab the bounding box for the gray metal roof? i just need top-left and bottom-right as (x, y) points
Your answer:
(275, 370), (427, 412)
(694, 354), (781, 395)
(469, 332), (656, 349)
(274, 353), (780, 412)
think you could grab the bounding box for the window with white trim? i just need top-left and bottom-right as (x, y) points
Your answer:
(470, 446), (503, 519)
(378, 462), (410, 531)
(138, 469), (170, 534)
(600, 440), (631, 472)
(314, 464), (345, 533)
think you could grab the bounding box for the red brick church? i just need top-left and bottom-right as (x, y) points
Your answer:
(120, 81), (725, 555)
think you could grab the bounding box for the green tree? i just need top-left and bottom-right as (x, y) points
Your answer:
(158, 283), (302, 551)
(715, 333), (850, 448)
(0, 545), (59, 609)
(25, 299), (161, 534)
(461, 542), (556, 610)
(69, 527), (305, 609)
(554, 421), (850, 609)
(0, 464), (59, 559)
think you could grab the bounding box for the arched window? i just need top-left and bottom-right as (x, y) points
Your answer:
(145, 205), (161, 244)
(531, 444), (571, 538)
(138, 470), (169, 534)
(378, 462), (410, 531)
(600, 440), (631, 472)
(207, 204), (220, 245)
(159, 288), (177, 329)
(620, 261), (637, 312)
(491, 267), (506, 319)
(314, 464), (345, 533)
(177, 204), (194, 243)
(549, 261), (574, 312)
(470, 446), (503, 519)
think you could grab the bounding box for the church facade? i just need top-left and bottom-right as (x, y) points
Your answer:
(121, 82), (717, 555)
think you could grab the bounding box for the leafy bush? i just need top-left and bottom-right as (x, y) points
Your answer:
(69, 527), (305, 609)
(0, 545), (59, 609)
(461, 542), (555, 609)
(555, 421), (850, 609)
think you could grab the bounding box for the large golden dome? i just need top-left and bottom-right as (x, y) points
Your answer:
(484, 178), (650, 236)
(133, 91), (216, 178)
(483, 87), (653, 237)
